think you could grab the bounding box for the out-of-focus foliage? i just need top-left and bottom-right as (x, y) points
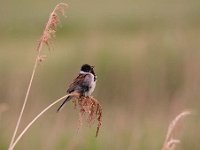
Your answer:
(0, 0), (200, 149)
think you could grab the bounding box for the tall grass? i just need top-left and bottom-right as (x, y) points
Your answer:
(5, 1), (195, 150)
(162, 111), (191, 150)
(8, 3), (103, 149)
(9, 94), (70, 150)
(8, 3), (68, 150)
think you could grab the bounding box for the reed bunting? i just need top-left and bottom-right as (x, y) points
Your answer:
(57, 64), (97, 112)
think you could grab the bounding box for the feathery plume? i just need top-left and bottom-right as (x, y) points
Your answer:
(162, 111), (191, 150)
(74, 96), (103, 137)
(37, 3), (68, 51)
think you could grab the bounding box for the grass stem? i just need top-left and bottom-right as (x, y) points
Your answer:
(8, 55), (41, 150)
(9, 94), (70, 150)
(8, 3), (67, 149)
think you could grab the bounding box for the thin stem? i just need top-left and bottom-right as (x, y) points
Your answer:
(8, 3), (67, 149)
(8, 55), (40, 149)
(9, 94), (70, 150)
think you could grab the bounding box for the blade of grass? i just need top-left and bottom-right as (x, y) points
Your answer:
(9, 94), (71, 150)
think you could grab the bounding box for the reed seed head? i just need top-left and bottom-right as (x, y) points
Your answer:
(37, 3), (68, 52)
(162, 110), (191, 150)
(73, 96), (103, 137)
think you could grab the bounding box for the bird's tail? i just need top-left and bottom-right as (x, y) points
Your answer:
(57, 96), (72, 112)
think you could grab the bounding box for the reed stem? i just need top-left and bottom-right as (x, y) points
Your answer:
(9, 94), (70, 150)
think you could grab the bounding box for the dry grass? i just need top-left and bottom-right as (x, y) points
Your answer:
(73, 96), (103, 137)
(162, 111), (192, 150)
(8, 94), (103, 149)
(8, 3), (68, 150)
(37, 3), (68, 52)
(8, 3), (103, 150)
(9, 94), (71, 150)
(1, 0), (199, 149)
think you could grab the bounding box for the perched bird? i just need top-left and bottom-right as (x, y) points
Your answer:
(57, 64), (97, 112)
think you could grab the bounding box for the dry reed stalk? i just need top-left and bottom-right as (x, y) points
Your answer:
(9, 93), (102, 150)
(74, 96), (103, 137)
(8, 3), (68, 150)
(9, 94), (73, 150)
(162, 111), (191, 150)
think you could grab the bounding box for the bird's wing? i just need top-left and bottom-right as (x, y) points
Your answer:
(67, 73), (92, 93)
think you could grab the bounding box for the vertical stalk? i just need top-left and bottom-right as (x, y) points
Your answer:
(8, 3), (67, 149)
(8, 45), (42, 150)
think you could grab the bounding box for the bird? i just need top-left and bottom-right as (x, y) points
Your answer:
(57, 64), (97, 112)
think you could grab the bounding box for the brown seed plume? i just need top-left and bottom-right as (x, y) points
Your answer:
(37, 3), (68, 52)
(73, 96), (103, 137)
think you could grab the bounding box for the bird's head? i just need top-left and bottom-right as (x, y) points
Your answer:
(81, 64), (95, 73)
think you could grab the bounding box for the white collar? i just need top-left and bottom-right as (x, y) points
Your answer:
(80, 71), (88, 74)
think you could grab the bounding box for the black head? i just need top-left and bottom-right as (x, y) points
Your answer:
(81, 64), (94, 73)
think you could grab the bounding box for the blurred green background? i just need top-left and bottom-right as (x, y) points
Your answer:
(1, 0), (200, 149)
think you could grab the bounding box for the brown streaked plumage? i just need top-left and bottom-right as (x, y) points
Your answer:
(57, 64), (97, 112)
